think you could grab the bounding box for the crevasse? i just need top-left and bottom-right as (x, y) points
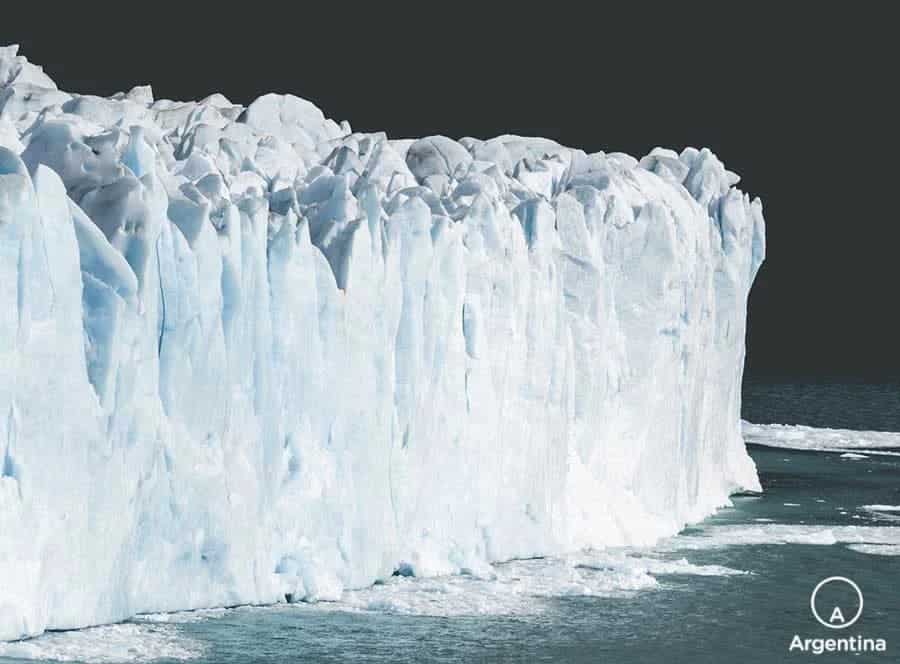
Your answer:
(0, 44), (764, 641)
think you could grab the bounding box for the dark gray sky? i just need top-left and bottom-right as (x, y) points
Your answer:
(4, 6), (898, 377)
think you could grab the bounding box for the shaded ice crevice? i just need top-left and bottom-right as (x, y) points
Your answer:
(0, 43), (764, 640)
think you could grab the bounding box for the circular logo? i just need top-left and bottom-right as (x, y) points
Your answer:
(810, 577), (864, 629)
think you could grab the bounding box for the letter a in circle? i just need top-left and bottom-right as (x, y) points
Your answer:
(830, 606), (845, 624)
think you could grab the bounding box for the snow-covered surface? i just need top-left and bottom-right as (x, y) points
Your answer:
(743, 421), (900, 454)
(0, 43), (765, 640)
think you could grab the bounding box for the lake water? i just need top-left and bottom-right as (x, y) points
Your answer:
(2, 381), (898, 663)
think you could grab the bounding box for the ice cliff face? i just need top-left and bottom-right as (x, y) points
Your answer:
(0, 44), (765, 640)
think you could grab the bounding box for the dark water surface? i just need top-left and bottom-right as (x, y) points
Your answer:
(742, 376), (900, 431)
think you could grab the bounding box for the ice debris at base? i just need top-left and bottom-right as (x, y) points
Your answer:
(0, 623), (205, 663)
(332, 551), (749, 617)
(0, 43), (765, 640)
(743, 421), (900, 453)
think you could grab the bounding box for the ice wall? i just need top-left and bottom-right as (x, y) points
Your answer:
(0, 44), (765, 640)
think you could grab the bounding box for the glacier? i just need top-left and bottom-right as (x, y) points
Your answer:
(0, 43), (765, 641)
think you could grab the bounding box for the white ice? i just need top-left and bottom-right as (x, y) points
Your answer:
(336, 551), (748, 617)
(743, 421), (900, 453)
(0, 623), (205, 663)
(846, 544), (900, 556)
(659, 524), (900, 550)
(0, 44), (765, 640)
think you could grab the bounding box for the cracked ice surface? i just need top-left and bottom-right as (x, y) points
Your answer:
(0, 44), (764, 640)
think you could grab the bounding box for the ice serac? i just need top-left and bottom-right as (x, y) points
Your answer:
(0, 44), (765, 640)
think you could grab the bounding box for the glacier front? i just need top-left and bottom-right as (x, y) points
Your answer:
(0, 44), (765, 641)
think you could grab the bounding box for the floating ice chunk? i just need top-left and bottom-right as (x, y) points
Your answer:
(661, 524), (900, 550)
(847, 544), (900, 556)
(743, 421), (900, 452)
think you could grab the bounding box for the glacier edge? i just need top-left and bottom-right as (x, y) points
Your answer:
(0, 44), (764, 640)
